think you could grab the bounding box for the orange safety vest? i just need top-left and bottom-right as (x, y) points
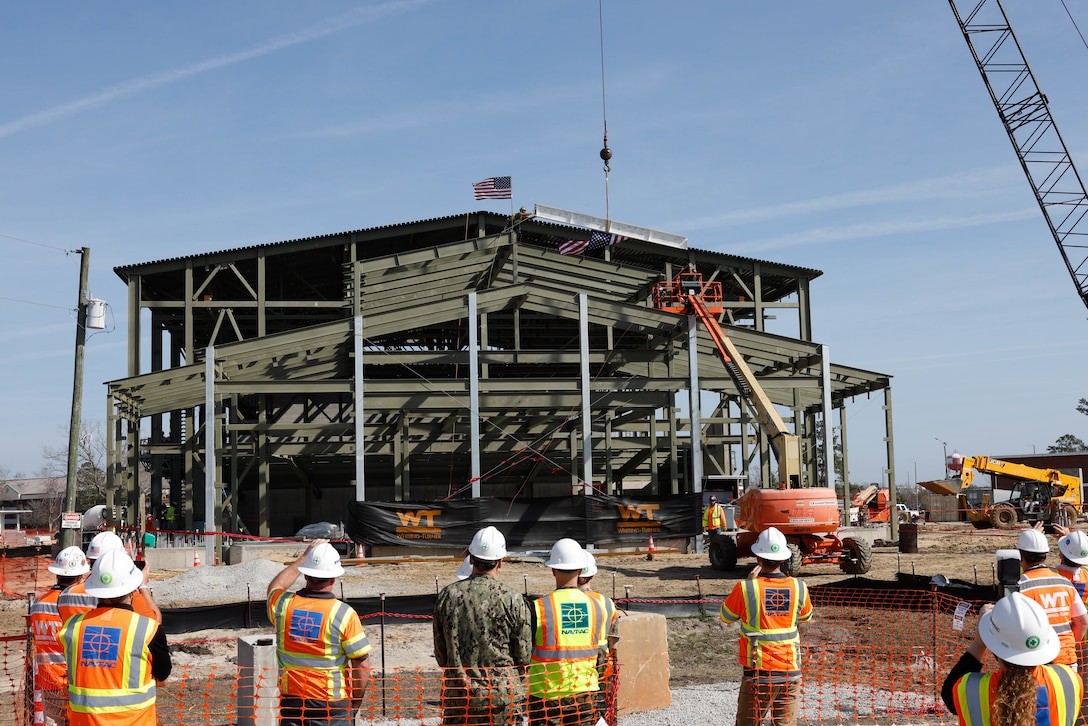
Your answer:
(29, 588), (67, 690)
(59, 583), (159, 623)
(267, 589), (371, 701)
(58, 608), (158, 726)
(529, 587), (606, 699)
(703, 504), (726, 530)
(1019, 567), (1084, 666)
(1057, 563), (1088, 606)
(720, 574), (813, 677)
(952, 663), (1082, 726)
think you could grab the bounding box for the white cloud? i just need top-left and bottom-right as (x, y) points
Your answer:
(0, 0), (432, 139)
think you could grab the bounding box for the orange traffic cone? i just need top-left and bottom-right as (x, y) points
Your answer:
(193, 549), (201, 567)
(647, 535), (656, 561)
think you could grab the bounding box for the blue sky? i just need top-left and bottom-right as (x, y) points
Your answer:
(2, 1), (1087, 488)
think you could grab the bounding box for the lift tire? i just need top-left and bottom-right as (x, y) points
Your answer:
(1061, 505), (1079, 528)
(990, 505), (1018, 529)
(782, 543), (803, 577)
(708, 536), (738, 571)
(839, 537), (873, 574)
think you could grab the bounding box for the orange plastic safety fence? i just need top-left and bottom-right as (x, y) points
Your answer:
(0, 557), (52, 600)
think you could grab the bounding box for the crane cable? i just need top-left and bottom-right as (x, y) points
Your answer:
(1059, 0), (1088, 52)
(598, 0), (613, 230)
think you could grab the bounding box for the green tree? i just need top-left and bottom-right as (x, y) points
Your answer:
(1048, 434), (1087, 453)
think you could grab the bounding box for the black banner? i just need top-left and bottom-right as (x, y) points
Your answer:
(346, 494), (701, 549)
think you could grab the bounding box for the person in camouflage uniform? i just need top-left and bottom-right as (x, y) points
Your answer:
(433, 526), (533, 726)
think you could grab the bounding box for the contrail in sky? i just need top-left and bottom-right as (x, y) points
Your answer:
(0, 0), (430, 140)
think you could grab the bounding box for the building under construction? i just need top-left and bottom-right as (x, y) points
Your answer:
(105, 207), (894, 538)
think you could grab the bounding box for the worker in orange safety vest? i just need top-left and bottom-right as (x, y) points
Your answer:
(528, 538), (607, 726)
(267, 539), (372, 726)
(57, 549), (172, 726)
(942, 593), (1082, 726)
(29, 546), (91, 725)
(58, 531), (161, 624)
(1016, 528), (1088, 670)
(702, 496), (727, 537)
(720, 527), (813, 726)
(1053, 525), (1088, 605)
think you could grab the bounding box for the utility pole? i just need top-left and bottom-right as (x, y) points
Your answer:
(62, 247), (90, 549)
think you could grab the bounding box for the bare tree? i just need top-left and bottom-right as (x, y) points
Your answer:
(39, 421), (107, 511)
(23, 478), (65, 528)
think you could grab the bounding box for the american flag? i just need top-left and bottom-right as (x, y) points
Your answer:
(559, 230), (628, 256)
(472, 176), (512, 200)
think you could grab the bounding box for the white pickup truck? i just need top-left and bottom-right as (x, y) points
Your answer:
(895, 503), (923, 521)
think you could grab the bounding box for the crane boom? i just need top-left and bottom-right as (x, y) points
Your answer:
(949, 0), (1088, 310)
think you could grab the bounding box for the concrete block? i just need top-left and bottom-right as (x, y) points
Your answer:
(237, 634), (280, 726)
(615, 610), (670, 715)
(228, 541), (309, 565)
(144, 547), (199, 571)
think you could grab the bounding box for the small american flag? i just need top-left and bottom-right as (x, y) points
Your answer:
(472, 176), (512, 200)
(559, 230), (628, 256)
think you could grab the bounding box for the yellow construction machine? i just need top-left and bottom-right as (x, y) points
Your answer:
(920, 456), (1081, 530)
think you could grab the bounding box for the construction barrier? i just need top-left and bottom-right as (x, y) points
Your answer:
(0, 556), (51, 600)
(0, 584), (1013, 726)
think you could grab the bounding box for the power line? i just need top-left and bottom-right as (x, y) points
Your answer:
(0, 232), (73, 253)
(0, 295), (75, 312)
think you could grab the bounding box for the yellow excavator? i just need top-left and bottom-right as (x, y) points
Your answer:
(919, 455), (1081, 530)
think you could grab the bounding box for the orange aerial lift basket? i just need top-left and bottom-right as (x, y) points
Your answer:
(653, 270), (725, 314)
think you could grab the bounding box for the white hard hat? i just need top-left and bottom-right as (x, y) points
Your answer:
(979, 592), (1060, 666)
(1059, 530), (1088, 565)
(86, 531), (124, 560)
(84, 549), (144, 599)
(468, 526), (508, 560)
(751, 527), (791, 561)
(456, 556), (473, 580)
(545, 538), (587, 570)
(1017, 528), (1050, 554)
(297, 542), (345, 578)
(581, 550), (598, 578)
(49, 546), (90, 576)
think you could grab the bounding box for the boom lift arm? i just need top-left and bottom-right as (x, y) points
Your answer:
(949, 0), (1088, 310)
(654, 270), (803, 488)
(952, 455), (1080, 493)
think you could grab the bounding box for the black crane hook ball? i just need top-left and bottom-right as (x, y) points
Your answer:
(600, 146), (613, 162)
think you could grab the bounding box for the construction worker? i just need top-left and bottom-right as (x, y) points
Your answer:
(527, 538), (607, 726)
(720, 527), (813, 726)
(942, 592), (1082, 725)
(1053, 526), (1088, 604)
(57, 549), (172, 726)
(267, 539), (372, 726)
(1015, 527), (1088, 670)
(58, 530), (161, 624)
(578, 550), (619, 725)
(703, 495), (728, 538)
(29, 546), (90, 725)
(432, 526), (532, 726)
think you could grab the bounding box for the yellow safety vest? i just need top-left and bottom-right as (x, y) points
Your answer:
(953, 664), (1082, 726)
(529, 588), (606, 699)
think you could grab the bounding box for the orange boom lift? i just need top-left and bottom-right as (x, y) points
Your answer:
(653, 269), (871, 574)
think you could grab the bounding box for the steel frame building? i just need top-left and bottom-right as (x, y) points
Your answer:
(106, 210), (895, 539)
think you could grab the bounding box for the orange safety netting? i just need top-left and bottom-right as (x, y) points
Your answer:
(0, 557), (52, 600)
(5, 587), (1088, 725)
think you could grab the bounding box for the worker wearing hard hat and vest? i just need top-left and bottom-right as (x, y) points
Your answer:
(432, 526), (532, 726)
(1015, 527), (1087, 670)
(578, 549), (620, 725)
(703, 495), (728, 538)
(528, 538), (607, 726)
(29, 546), (90, 725)
(942, 592), (1082, 725)
(58, 531), (161, 624)
(720, 527), (813, 726)
(267, 539), (372, 726)
(57, 549), (172, 726)
(1052, 525), (1088, 605)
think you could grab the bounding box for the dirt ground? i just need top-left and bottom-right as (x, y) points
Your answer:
(0, 522), (1026, 686)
